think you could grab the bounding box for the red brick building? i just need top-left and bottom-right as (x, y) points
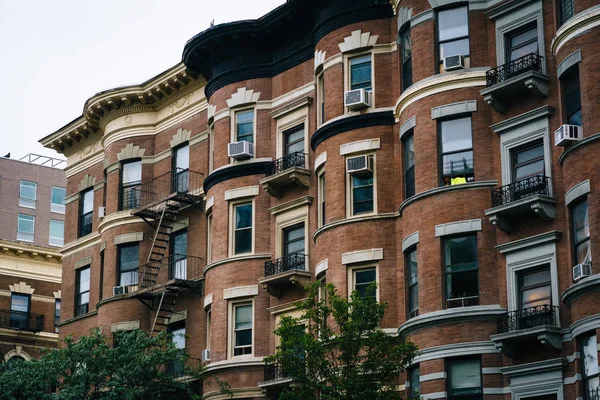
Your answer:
(41, 0), (600, 398)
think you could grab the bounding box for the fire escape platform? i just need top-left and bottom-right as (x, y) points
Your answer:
(130, 278), (203, 300)
(131, 192), (203, 220)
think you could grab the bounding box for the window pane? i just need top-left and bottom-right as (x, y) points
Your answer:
(235, 304), (252, 329)
(175, 145), (189, 170)
(441, 117), (472, 152)
(449, 358), (481, 392)
(407, 250), (418, 285)
(119, 244), (139, 272)
(522, 268), (551, 287)
(516, 144), (543, 164)
(576, 241), (591, 264)
(573, 200), (590, 243)
(438, 7), (468, 41)
(20, 181), (36, 200)
(11, 294), (29, 313)
(445, 236), (477, 272)
(355, 268), (376, 298)
(18, 215), (34, 233)
(171, 327), (186, 349)
(235, 204), (252, 229)
(82, 190), (94, 214)
(521, 286), (551, 308)
(583, 334), (599, 377)
(51, 187), (66, 205)
(439, 38), (470, 60)
(79, 268), (90, 293)
(350, 55), (372, 90)
(401, 30), (412, 61)
(235, 230), (252, 254)
(446, 270), (479, 298)
(405, 134), (415, 169)
(172, 231), (187, 256)
(510, 27), (537, 48)
(236, 110), (254, 124)
(235, 329), (252, 347)
(515, 160), (545, 181)
(49, 220), (64, 239)
(442, 151), (474, 179)
(123, 161), (142, 184)
(409, 366), (420, 396)
(509, 41), (538, 61)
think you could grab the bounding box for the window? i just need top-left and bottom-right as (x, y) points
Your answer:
(349, 156), (375, 216)
(406, 247), (418, 318)
(51, 187), (66, 214)
(170, 230), (188, 280)
(284, 125), (305, 157)
(207, 213), (213, 264)
(283, 223), (305, 257)
(173, 144), (190, 193)
(79, 189), (93, 238)
(10, 293), (30, 329)
(233, 302), (252, 356)
(572, 198), (591, 265)
(401, 28), (412, 90)
(76, 266), (90, 316)
(19, 180), (37, 208)
(437, 6), (470, 71)
(407, 365), (420, 399)
(236, 110), (254, 143)
(506, 24), (538, 62)
(440, 116), (474, 186)
(206, 309), (212, 351)
(563, 67), (582, 126)
(581, 333), (600, 399)
(121, 161), (142, 210)
(168, 323), (186, 375)
(17, 214), (34, 242)
(49, 220), (64, 247)
(118, 243), (139, 286)
(558, 0), (574, 27)
(353, 267), (376, 300)
(444, 235), (479, 308)
(318, 171), (326, 227)
(233, 203), (253, 255)
(518, 266), (551, 310)
(318, 73), (325, 125)
(447, 357), (482, 400)
(350, 55), (372, 91)
(404, 131), (415, 198)
(54, 299), (61, 333)
(512, 140), (544, 182)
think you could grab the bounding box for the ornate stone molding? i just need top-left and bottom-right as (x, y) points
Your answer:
(314, 50), (326, 72)
(226, 87), (261, 108)
(78, 174), (97, 192)
(116, 143), (146, 161)
(338, 30), (379, 53)
(551, 4), (600, 55)
(562, 274), (600, 306)
(9, 281), (34, 294)
(170, 128), (191, 148)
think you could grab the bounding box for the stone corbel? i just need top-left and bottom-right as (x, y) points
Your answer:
(483, 94), (506, 113)
(495, 341), (515, 358)
(525, 78), (548, 98)
(531, 202), (556, 220)
(538, 332), (562, 351)
(488, 214), (512, 233)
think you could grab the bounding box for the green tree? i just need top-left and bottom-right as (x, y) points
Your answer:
(0, 329), (209, 400)
(266, 282), (419, 400)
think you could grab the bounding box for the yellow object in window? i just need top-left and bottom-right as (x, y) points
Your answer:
(451, 177), (467, 185)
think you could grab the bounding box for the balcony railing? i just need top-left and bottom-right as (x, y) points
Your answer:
(265, 254), (307, 277)
(138, 254), (203, 290)
(0, 309), (44, 332)
(497, 305), (558, 333)
(265, 152), (307, 177)
(264, 363), (287, 381)
(446, 295), (479, 309)
(486, 53), (544, 87)
(491, 175), (550, 207)
(166, 357), (202, 378)
(132, 168), (203, 211)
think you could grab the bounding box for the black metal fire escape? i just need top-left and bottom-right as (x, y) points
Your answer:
(129, 168), (204, 335)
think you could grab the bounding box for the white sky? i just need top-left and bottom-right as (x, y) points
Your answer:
(0, 0), (285, 161)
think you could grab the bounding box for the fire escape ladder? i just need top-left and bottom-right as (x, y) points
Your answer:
(150, 288), (179, 335)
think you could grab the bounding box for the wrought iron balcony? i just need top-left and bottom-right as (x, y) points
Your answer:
(136, 254), (204, 291)
(265, 254), (307, 277)
(497, 305), (558, 334)
(260, 153), (310, 198)
(166, 357), (202, 378)
(265, 152), (307, 176)
(264, 363), (287, 381)
(0, 309), (45, 332)
(491, 175), (550, 207)
(486, 53), (543, 87)
(131, 168), (204, 216)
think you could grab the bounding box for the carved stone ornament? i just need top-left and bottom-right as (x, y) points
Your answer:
(78, 174), (97, 192)
(9, 281), (35, 294)
(116, 143), (146, 161)
(338, 30), (379, 53)
(170, 128), (192, 148)
(314, 50), (326, 71)
(226, 87), (261, 108)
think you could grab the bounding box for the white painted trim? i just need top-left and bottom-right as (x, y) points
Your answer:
(420, 372), (446, 382)
(552, 5), (600, 55)
(483, 367), (502, 374)
(226, 87), (260, 108)
(402, 231), (419, 252)
(204, 293), (213, 309)
(315, 259), (328, 277)
(314, 152), (327, 171)
(420, 391), (446, 399)
(399, 116), (416, 140)
(434, 219), (482, 237)
(338, 30), (379, 53)
(564, 373), (581, 385)
(224, 186), (259, 201)
(342, 248), (383, 265)
(411, 341), (500, 363)
(114, 232), (143, 245)
(223, 285), (258, 300)
(565, 180), (590, 206)
(205, 196), (215, 214)
(339, 138), (380, 156)
(431, 100), (477, 119)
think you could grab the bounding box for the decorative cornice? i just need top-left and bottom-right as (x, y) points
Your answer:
(0, 239), (62, 262)
(398, 181), (498, 216)
(57, 310), (98, 327)
(559, 132), (600, 165)
(61, 233), (101, 257)
(268, 196), (313, 215)
(551, 5), (600, 55)
(311, 110), (395, 151)
(489, 105), (554, 134)
(495, 231), (562, 254)
(562, 274), (600, 306)
(203, 159), (272, 193)
(499, 358), (567, 377)
(398, 305), (506, 338)
(338, 30), (379, 53)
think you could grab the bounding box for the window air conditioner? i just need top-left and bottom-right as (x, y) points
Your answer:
(201, 349), (211, 362)
(228, 141), (254, 160)
(344, 89), (371, 110)
(555, 124), (583, 146)
(573, 262), (592, 282)
(346, 155), (374, 175)
(443, 54), (465, 71)
(98, 207), (106, 218)
(113, 285), (130, 296)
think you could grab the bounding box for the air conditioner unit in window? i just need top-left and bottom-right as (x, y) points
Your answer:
(98, 207), (106, 218)
(344, 89), (371, 110)
(201, 349), (211, 362)
(555, 124), (583, 146)
(113, 285), (130, 296)
(443, 54), (465, 71)
(573, 262), (592, 282)
(346, 155), (373, 175)
(228, 141), (254, 160)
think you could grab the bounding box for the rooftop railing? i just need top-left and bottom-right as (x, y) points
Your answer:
(491, 175), (550, 207)
(131, 168), (204, 211)
(265, 152), (307, 177)
(486, 53), (544, 87)
(0, 309), (45, 332)
(264, 254), (307, 277)
(497, 305), (558, 333)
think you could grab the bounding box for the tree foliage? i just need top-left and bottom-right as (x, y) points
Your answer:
(0, 329), (205, 400)
(266, 282), (419, 400)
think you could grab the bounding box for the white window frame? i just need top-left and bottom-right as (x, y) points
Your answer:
(229, 199), (255, 257)
(49, 220), (64, 247)
(228, 300), (254, 359)
(317, 168), (326, 228)
(343, 51), (375, 112)
(345, 152), (377, 218)
(274, 103), (310, 162)
(347, 263), (379, 302)
(51, 187), (66, 214)
(17, 214), (35, 242)
(230, 107), (256, 162)
(275, 207), (309, 261)
(19, 180), (37, 209)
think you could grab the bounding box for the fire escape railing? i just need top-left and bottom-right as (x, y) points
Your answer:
(486, 53), (544, 87)
(137, 254), (203, 290)
(491, 175), (550, 207)
(131, 168), (204, 211)
(0, 309), (44, 332)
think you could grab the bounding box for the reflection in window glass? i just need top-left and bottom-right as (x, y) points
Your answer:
(51, 187), (66, 205)
(582, 333), (600, 398)
(444, 236), (478, 304)
(350, 55), (372, 91)
(352, 172), (374, 215)
(437, 7), (469, 65)
(236, 110), (254, 143)
(76, 266), (90, 316)
(20, 181), (37, 200)
(519, 267), (551, 309)
(234, 303), (252, 356)
(234, 203), (253, 255)
(507, 24), (538, 61)
(447, 357), (482, 399)
(406, 247), (418, 318)
(572, 199), (591, 265)
(354, 268), (376, 299)
(118, 243), (139, 286)
(440, 117), (473, 186)
(49, 220), (65, 247)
